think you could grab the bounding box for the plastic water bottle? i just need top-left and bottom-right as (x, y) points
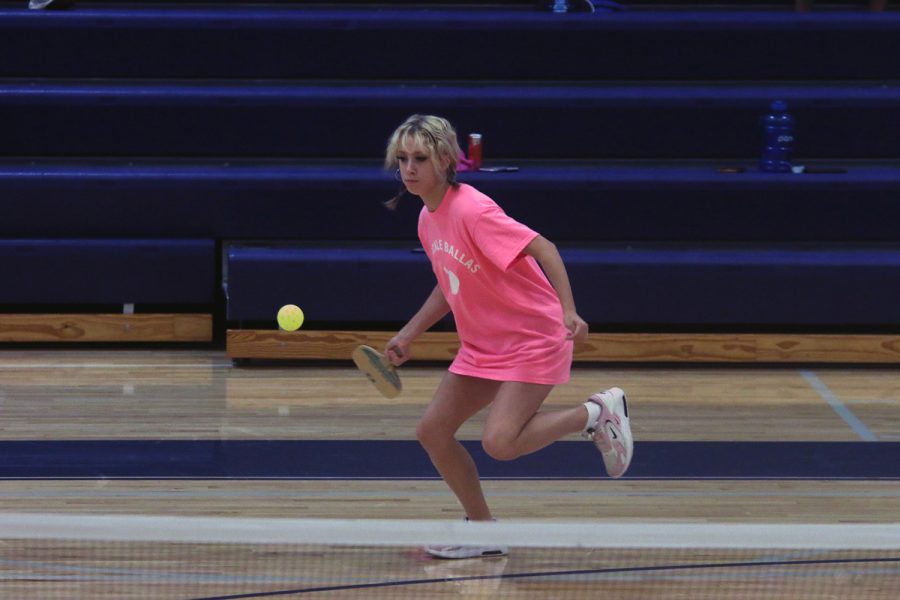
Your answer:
(552, 0), (569, 13)
(759, 100), (795, 173)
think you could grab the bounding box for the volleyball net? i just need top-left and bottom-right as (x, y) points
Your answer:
(2, 513), (898, 599)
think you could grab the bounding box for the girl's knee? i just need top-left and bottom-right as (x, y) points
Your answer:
(481, 434), (520, 461)
(416, 419), (453, 452)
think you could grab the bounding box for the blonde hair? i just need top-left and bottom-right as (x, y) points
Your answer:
(384, 114), (461, 210)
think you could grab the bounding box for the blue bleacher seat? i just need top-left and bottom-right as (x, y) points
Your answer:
(1, 8), (898, 80)
(0, 239), (215, 304)
(224, 243), (435, 323)
(2, 81), (898, 158)
(225, 243), (900, 326)
(3, 161), (898, 242)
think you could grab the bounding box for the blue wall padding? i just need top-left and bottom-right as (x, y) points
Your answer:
(1, 8), (898, 80)
(3, 161), (899, 243)
(224, 244), (900, 325)
(2, 81), (898, 158)
(0, 239), (215, 304)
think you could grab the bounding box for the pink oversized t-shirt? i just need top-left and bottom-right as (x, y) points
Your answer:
(418, 183), (572, 384)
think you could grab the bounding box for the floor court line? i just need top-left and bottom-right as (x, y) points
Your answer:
(4, 440), (896, 478)
(2, 488), (898, 499)
(9, 558), (898, 596)
(189, 557), (900, 600)
(800, 370), (878, 441)
(4, 476), (900, 482)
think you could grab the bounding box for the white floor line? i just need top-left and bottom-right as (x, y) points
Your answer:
(801, 371), (877, 441)
(2, 488), (899, 500)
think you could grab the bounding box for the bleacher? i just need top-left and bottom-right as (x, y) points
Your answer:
(2, 1), (899, 361)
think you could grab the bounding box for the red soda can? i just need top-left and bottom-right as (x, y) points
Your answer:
(467, 133), (483, 169)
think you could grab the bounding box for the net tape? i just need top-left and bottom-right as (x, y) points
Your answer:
(2, 513), (898, 550)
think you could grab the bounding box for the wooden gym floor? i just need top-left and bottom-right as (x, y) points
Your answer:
(0, 348), (897, 598)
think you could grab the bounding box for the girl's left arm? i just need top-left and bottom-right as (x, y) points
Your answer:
(523, 235), (589, 341)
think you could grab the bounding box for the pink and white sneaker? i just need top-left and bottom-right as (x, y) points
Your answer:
(424, 543), (508, 559)
(584, 387), (633, 478)
(424, 518), (508, 559)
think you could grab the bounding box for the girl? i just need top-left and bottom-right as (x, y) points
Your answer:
(384, 115), (633, 559)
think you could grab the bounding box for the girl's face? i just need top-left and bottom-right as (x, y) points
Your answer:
(397, 136), (447, 200)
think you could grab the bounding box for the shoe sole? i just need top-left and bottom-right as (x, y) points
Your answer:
(425, 546), (509, 559)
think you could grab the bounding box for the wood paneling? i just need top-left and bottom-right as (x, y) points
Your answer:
(0, 314), (212, 342)
(227, 329), (900, 363)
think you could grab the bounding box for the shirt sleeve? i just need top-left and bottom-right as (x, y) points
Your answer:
(471, 203), (539, 272)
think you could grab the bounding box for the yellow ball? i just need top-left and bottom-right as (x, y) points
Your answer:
(277, 304), (304, 331)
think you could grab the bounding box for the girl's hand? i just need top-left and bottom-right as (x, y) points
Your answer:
(564, 310), (589, 342)
(385, 334), (412, 366)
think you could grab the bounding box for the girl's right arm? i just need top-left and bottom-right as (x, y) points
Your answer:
(385, 285), (450, 366)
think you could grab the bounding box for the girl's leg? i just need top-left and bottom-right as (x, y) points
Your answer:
(481, 381), (588, 461)
(416, 372), (501, 521)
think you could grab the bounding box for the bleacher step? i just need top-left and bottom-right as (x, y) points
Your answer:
(2, 80), (898, 158)
(3, 160), (897, 242)
(2, 7), (898, 79)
